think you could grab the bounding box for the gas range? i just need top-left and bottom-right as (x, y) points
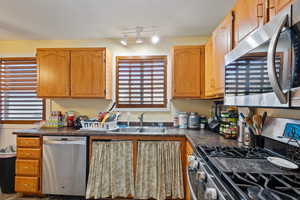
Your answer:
(189, 145), (300, 200)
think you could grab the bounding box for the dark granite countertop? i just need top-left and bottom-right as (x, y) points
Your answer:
(13, 127), (239, 148)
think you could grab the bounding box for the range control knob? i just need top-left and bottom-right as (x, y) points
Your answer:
(196, 170), (206, 182)
(204, 188), (218, 200)
(189, 159), (199, 170)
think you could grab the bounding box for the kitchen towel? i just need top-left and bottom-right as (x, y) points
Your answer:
(86, 141), (135, 199)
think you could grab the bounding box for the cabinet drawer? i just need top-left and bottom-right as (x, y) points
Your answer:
(15, 176), (39, 193)
(17, 148), (41, 159)
(16, 160), (40, 176)
(17, 137), (40, 148)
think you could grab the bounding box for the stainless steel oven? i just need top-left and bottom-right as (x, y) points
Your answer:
(187, 154), (234, 200)
(225, 0), (300, 108)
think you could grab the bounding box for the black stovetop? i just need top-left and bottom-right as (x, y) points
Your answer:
(199, 145), (275, 159)
(226, 172), (300, 200)
(197, 145), (300, 200)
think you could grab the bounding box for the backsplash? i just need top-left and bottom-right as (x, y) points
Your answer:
(48, 99), (213, 122)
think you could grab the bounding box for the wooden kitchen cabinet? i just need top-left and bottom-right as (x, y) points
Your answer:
(37, 50), (70, 97)
(211, 12), (234, 96)
(89, 135), (188, 200)
(234, 0), (264, 44)
(15, 136), (41, 194)
(37, 48), (112, 99)
(71, 50), (106, 97)
(204, 37), (216, 98)
(172, 46), (205, 98)
(269, 0), (293, 18)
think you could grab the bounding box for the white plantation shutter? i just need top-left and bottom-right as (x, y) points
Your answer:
(116, 56), (167, 108)
(0, 57), (44, 123)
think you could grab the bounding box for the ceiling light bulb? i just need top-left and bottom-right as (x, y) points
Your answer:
(120, 39), (127, 46)
(120, 36), (128, 46)
(151, 35), (160, 44)
(136, 38), (143, 44)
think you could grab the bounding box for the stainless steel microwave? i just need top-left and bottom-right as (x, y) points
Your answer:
(224, 0), (300, 108)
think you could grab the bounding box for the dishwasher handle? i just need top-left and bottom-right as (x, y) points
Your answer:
(43, 139), (86, 145)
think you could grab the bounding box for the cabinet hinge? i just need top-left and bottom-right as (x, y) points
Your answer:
(265, 0), (269, 9)
(257, 3), (264, 18)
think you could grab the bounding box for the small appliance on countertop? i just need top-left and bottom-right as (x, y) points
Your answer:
(187, 117), (300, 200)
(207, 101), (224, 133)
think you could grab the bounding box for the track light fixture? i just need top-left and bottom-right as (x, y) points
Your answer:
(120, 26), (160, 46)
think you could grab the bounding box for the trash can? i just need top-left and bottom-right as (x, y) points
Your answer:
(0, 153), (16, 193)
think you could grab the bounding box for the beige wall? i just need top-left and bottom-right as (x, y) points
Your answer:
(256, 108), (300, 120)
(0, 36), (215, 147)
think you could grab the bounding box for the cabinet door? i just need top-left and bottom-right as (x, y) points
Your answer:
(212, 13), (233, 96)
(172, 46), (205, 98)
(234, 0), (263, 43)
(205, 38), (215, 98)
(37, 50), (70, 97)
(270, 0), (293, 17)
(70, 50), (105, 97)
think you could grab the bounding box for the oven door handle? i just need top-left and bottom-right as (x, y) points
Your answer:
(186, 168), (198, 200)
(267, 14), (289, 104)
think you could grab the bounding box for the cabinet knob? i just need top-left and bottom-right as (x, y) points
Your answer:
(196, 170), (206, 182)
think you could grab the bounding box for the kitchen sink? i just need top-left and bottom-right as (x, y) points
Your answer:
(140, 127), (166, 133)
(109, 126), (166, 134)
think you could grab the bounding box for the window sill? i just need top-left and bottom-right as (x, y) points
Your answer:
(114, 107), (170, 112)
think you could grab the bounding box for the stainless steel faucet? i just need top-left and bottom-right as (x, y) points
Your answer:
(138, 113), (145, 128)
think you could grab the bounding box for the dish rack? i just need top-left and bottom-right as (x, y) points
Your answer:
(80, 120), (118, 131)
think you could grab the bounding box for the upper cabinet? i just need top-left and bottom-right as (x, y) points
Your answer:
(205, 38), (214, 98)
(172, 46), (205, 99)
(211, 12), (234, 97)
(269, 0), (293, 18)
(37, 48), (112, 99)
(70, 50), (105, 97)
(37, 50), (70, 97)
(234, 0), (265, 44)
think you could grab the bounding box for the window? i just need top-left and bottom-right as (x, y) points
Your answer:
(116, 56), (167, 108)
(0, 57), (44, 123)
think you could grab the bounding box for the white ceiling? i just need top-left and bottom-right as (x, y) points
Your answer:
(0, 0), (235, 40)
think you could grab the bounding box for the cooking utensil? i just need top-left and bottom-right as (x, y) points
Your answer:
(262, 112), (267, 127)
(253, 114), (263, 135)
(101, 113), (111, 126)
(267, 156), (299, 170)
(107, 102), (116, 113)
(245, 117), (255, 135)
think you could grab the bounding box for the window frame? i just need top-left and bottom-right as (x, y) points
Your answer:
(116, 55), (168, 109)
(0, 57), (45, 124)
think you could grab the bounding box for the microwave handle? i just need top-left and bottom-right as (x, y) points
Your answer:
(267, 14), (289, 104)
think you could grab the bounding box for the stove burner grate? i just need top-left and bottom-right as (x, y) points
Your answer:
(225, 172), (300, 200)
(199, 145), (275, 159)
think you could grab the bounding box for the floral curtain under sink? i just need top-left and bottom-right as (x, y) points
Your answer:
(86, 140), (184, 200)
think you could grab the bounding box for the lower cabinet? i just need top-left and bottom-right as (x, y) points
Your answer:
(15, 177), (39, 193)
(88, 136), (188, 200)
(15, 136), (41, 194)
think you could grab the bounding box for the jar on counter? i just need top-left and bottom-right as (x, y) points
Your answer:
(200, 116), (207, 129)
(188, 112), (200, 129)
(173, 112), (179, 128)
(178, 112), (188, 129)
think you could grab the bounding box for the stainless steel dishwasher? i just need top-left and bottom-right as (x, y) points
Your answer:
(43, 136), (87, 196)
